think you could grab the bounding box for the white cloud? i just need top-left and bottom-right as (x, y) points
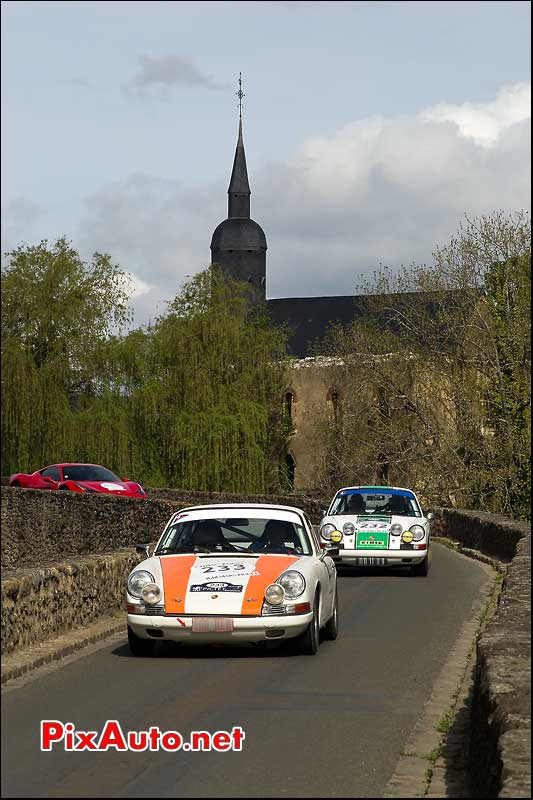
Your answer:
(123, 272), (151, 299)
(256, 82), (530, 297)
(73, 83), (530, 324)
(421, 82), (531, 147)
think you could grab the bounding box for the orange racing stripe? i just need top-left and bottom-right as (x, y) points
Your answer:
(161, 555), (197, 614)
(241, 555), (299, 615)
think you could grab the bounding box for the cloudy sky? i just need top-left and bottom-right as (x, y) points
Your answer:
(2, 0), (531, 326)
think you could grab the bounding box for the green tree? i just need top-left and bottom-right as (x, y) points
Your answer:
(317, 212), (531, 519)
(483, 251), (531, 517)
(122, 268), (290, 492)
(1, 237), (131, 473)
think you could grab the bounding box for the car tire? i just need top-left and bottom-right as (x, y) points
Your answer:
(11, 481), (20, 488)
(411, 552), (430, 576)
(296, 592), (320, 655)
(127, 625), (155, 657)
(323, 588), (339, 641)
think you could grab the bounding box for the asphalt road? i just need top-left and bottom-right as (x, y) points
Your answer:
(1, 544), (488, 798)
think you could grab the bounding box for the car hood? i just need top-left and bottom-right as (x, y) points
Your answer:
(74, 480), (137, 493)
(131, 553), (305, 616)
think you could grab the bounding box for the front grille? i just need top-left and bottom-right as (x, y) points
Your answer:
(261, 603), (287, 616)
(145, 604), (165, 615)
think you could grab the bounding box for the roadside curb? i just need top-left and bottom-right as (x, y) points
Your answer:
(1, 615), (126, 685)
(383, 551), (500, 798)
(432, 537), (505, 573)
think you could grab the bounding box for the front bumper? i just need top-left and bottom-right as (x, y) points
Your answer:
(127, 612), (313, 643)
(333, 548), (428, 566)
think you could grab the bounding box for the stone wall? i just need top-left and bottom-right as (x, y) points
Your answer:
(1, 550), (140, 654)
(284, 358), (337, 490)
(429, 506), (530, 562)
(430, 507), (531, 798)
(144, 486), (325, 519)
(1, 486), (325, 573)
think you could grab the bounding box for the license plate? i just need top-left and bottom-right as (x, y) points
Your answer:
(356, 557), (386, 566)
(191, 617), (234, 633)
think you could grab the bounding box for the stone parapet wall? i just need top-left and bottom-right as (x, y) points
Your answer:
(143, 486), (325, 520)
(429, 506), (530, 562)
(1, 486), (325, 572)
(430, 506), (531, 798)
(1, 550), (140, 654)
(1, 488), (175, 572)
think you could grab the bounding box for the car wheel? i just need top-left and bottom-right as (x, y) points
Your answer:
(11, 481), (20, 488)
(411, 552), (430, 576)
(127, 625), (155, 657)
(323, 588), (339, 641)
(295, 592), (320, 655)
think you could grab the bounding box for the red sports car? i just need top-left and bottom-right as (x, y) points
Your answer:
(9, 463), (147, 497)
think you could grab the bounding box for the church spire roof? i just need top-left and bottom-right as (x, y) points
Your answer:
(228, 117), (251, 197)
(227, 74), (251, 217)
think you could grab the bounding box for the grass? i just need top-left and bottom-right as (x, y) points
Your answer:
(436, 711), (453, 734)
(432, 536), (460, 551)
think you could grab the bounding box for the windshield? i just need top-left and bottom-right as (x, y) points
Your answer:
(330, 490), (421, 518)
(155, 516), (312, 556)
(62, 465), (121, 482)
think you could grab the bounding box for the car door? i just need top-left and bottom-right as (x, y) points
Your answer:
(38, 465), (61, 489)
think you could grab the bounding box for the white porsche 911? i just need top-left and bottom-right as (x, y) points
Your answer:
(126, 504), (339, 656)
(319, 486), (433, 576)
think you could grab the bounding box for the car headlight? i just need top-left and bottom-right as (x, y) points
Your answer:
(342, 522), (355, 535)
(127, 570), (156, 598)
(141, 583), (161, 604)
(390, 523), (403, 536)
(320, 523), (336, 540)
(410, 525), (425, 541)
(402, 531), (414, 543)
(278, 571), (306, 599)
(265, 584), (285, 605)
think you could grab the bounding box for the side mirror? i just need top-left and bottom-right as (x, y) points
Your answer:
(427, 512), (434, 522)
(321, 509), (327, 518)
(42, 476), (57, 485)
(136, 543), (151, 557)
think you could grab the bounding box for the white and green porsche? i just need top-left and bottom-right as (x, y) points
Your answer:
(319, 486), (433, 576)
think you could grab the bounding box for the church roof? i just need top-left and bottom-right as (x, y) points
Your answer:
(267, 295), (367, 357)
(267, 292), (456, 358)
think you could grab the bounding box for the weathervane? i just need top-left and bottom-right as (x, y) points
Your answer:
(236, 72), (245, 118)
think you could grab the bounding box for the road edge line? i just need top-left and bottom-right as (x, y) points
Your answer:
(1, 615), (126, 685)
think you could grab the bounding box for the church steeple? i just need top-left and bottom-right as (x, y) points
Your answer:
(210, 73), (267, 304)
(228, 76), (251, 218)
